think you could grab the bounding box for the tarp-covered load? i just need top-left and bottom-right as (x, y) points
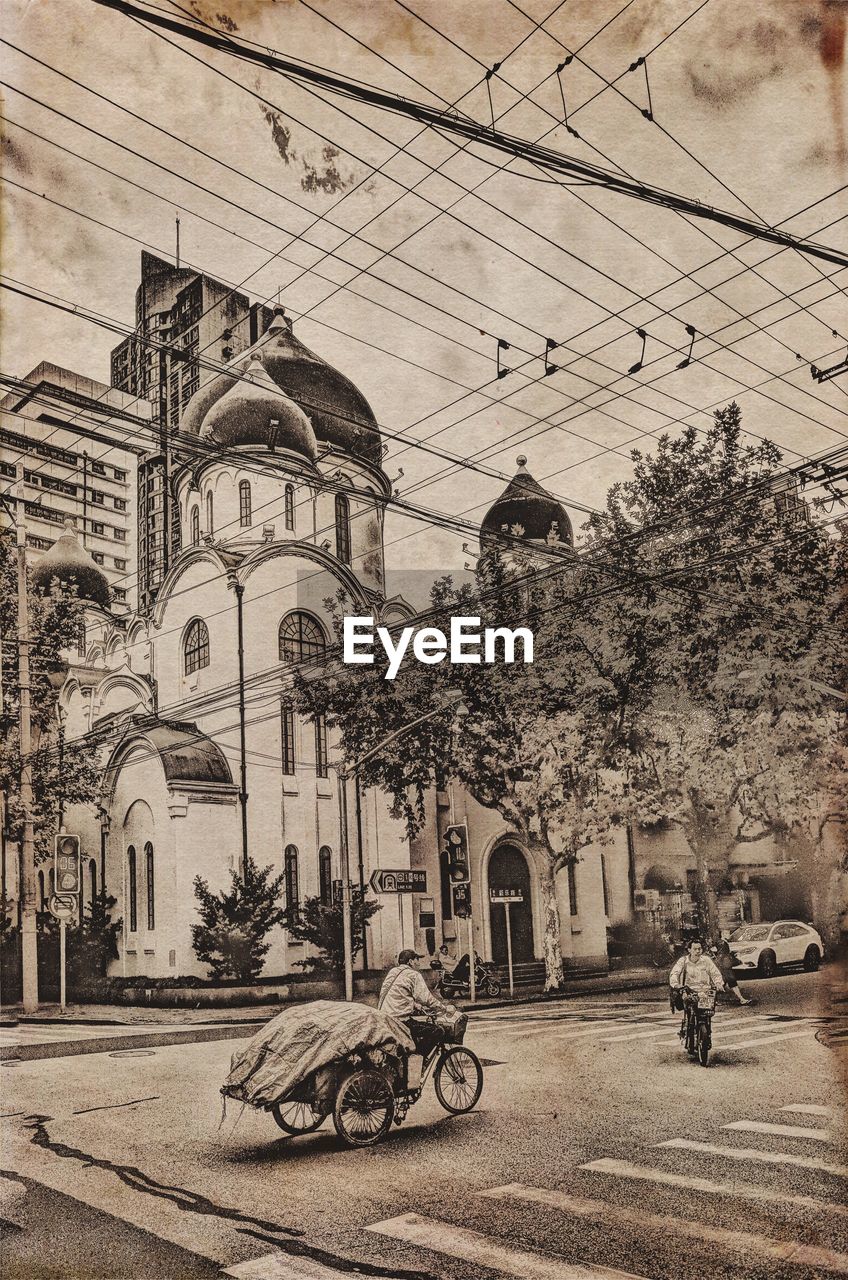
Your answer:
(222, 1000), (415, 1110)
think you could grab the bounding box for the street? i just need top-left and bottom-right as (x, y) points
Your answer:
(2, 970), (846, 1280)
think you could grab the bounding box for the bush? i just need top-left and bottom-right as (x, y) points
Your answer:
(283, 889), (381, 972)
(191, 857), (287, 982)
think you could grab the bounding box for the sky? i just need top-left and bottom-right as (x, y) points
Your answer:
(2, 0), (847, 575)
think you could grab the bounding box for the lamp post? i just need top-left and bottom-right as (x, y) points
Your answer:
(335, 691), (468, 1001)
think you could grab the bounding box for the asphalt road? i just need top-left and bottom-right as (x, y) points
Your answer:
(2, 970), (846, 1280)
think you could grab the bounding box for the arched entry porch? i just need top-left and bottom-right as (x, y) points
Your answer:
(487, 843), (535, 965)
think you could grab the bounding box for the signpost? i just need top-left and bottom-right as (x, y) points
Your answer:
(369, 870), (427, 954)
(490, 887), (524, 1000)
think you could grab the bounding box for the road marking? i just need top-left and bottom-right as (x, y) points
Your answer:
(479, 1185), (848, 1274)
(366, 1212), (646, 1280)
(657, 1138), (848, 1177)
(716, 1028), (821, 1051)
(580, 1157), (848, 1217)
(781, 1104), (833, 1117)
(223, 1252), (411, 1279)
(602, 1015), (774, 1043)
(656, 1022), (815, 1048)
(495, 1020), (625, 1040)
(724, 1119), (832, 1142)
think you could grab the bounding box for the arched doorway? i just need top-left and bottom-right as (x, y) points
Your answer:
(488, 844), (534, 965)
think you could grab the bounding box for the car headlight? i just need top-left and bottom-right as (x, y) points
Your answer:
(733, 946), (756, 955)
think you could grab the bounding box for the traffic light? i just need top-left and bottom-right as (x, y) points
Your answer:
(452, 883), (471, 919)
(54, 834), (81, 895)
(445, 823), (469, 884)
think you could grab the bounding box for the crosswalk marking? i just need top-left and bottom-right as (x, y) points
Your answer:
(656, 1020), (815, 1048)
(781, 1103), (833, 1117)
(479, 1185), (848, 1274)
(657, 1137), (848, 1177)
(715, 1028), (821, 1051)
(223, 1252), (410, 1280)
(579, 1156), (848, 1217)
(366, 1212), (646, 1280)
(724, 1119), (832, 1142)
(602, 1015), (774, 1043)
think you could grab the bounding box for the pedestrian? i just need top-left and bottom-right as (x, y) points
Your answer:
(716, 939), (752, 1004)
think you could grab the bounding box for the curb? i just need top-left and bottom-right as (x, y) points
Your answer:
(1, 1022), (259, 1063)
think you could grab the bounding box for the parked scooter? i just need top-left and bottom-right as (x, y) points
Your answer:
(438, 952), (502, 999)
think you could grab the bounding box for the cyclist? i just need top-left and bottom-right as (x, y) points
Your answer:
(669, 937), (725, 1039)
(378, 949), (461, 1055)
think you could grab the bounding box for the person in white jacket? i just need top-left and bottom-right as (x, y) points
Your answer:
(669, 939), (725, 1037)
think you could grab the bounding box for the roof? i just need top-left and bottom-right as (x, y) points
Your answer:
(102, 716), (234, 793)
(480, 457), (573, 546)
(198, 356), (318, 459)
(30, 519), (111, 608)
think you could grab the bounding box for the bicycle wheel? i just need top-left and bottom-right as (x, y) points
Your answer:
(434, 1047), (483, 1114)
(333, 1069), (394, 1147)
(698, 1021), (710, 1067)
(685, 1010), (698, 1056)
(271, 1100), (326, 1135)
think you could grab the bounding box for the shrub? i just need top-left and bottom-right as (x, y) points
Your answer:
(191, 858), (286, 982)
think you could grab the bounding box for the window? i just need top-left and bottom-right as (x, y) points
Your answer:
(114, 558), (127, 571)
(114, 529), (126, 542)
(319, 846), (333, 906)
(600, 853), (610, 918)
(114, 587), (127, 601)
(0, 462), (16, 478)
(567, 861), (578, 916)
(184, 618), (210, 674)
(128, 845), (137, 932)
(239, 480), (251, 528)
(190, 506), (200, 547)
(206, 492), (214, 535)
(278, 612), (326, 664)
(90, 462), (106, 477)
(91, 521), (105, 536)
(281, 704), (295, 775)
(114, 497), (127, 512)
(314, 714), (328, 779)
(90, 489), (106, 505)
(284, 484), (295, 531)
(92, 552), (105, 565)
(284, 845), (299, 919)
(145, 842), (155, 930)
(77, 620), (86, 657)
(113, 468), (127, 481)
(335, 492), (351, 564)
(89, 859), (97, 904)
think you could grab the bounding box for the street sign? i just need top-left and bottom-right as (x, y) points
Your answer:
(48, 894), (77, 921)
(452, 882), (471, 918)
(369, 869), (427, 894)
(490, 887), (524, 903)
(54, 833), (81, 894)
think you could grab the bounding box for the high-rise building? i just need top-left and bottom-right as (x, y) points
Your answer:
(110, 252), (274, 611)
(0, 363), (153, 613)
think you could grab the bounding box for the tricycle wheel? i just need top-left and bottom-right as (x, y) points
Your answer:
(272, 1100), (327, 1135)
(333, 1069), (394, 1147)
(434, 1046), (483, 1114)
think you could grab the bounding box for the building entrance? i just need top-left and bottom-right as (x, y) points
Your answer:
(488, 844), (534, 965)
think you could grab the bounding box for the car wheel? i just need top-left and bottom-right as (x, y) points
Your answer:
(803, 945), (820, 972)
(758, 950), (776, 978)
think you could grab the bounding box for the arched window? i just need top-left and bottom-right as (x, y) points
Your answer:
(77, 618), (86, 657)
(281, 703), (295, 775)
(314, 714), (328, 778)
(284, 484), (295, 531)
(206, 492), (214, 535)
(190, 506), (200, 547)
(128, 845), (137, 932)
(335, 492), (351, 564)
(319, 846), (333, 906)
(184, 618), (210, 675)
(89, 859), (97, 906)
(145, 842), (155, 930)
(284, 845), (299, 920)
(38, 870), (46, 911)
(239, 480), (252, 528)
(278, 612), (326, 664)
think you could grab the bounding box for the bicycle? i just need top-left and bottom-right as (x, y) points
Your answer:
(680, 984), (714, 1067)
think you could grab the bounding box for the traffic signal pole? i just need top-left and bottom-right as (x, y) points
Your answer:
(16, 512), (38, 1012)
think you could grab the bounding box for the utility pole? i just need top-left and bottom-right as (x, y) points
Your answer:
(16, 500), (38, 1011)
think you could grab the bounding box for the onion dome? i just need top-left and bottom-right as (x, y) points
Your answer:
(198, 357), (318, 460)
(480, 456), (573, 547)
(30, 519), (111, 608)
(180, 308), (382, 467)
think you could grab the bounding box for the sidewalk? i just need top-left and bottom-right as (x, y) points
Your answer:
(0, 967), (667, 1062)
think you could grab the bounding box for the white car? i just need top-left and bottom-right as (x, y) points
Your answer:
(729, 920), (824, 977)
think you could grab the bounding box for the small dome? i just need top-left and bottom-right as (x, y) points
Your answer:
(199, 357), (318, 460)
(480, 457), (573, 547)
(180, 308), (382, 467)
(30, 520), (111, 609)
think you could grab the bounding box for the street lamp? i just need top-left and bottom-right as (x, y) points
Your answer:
(335, 690), (469, 1001)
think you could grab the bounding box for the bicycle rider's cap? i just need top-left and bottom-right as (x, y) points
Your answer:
(398, 949), (423, 964)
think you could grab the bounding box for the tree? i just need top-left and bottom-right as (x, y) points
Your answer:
(191, 858), (287, 982)
(572, 404), (846, 939)
(0, 530), (100, 863)
(282, 889), (381, 972)
(67, 894), (123, 987)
